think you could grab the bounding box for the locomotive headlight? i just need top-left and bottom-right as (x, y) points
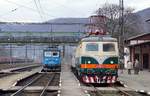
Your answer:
(110, 61), (114, 64)
(88, 61), (91, 64)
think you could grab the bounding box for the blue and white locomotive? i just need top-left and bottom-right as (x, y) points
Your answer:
(42, 47), (61, 72)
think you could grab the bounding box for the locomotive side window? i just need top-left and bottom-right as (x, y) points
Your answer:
(103, 43), (115, 52)
(86, 43), (98, 51)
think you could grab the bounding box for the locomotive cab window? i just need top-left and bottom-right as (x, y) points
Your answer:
(103, 43), (115, 52)
(44, 51), (51, 57)
(52, 52), (59, 57)
(86, 43), (98, 51)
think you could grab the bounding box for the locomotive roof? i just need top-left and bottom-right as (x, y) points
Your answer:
(44, 47), (60, 51)
(81, 35), (117, 42)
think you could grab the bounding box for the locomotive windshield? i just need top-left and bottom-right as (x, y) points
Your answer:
(44, 51), (51, 57)
(86, 43), (98, 51)
(52, 52), (59, 57)
(44, 51), (59, 57)
(103, 43), (115, 52)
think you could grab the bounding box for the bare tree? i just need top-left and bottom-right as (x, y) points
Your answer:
(95, 3), (140, 38)
(94, 3), (142, 59)
(96, 4), (120, 35)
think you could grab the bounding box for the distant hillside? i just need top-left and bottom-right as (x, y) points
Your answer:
(0, 18), (89, 33)
(135, 8), (150, 33)
(0, 8), (149, 36)
(121, 8), (150, 38)
(45, 18), (89, 24)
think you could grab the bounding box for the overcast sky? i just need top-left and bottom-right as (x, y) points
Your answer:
(0, 0), (150, 22)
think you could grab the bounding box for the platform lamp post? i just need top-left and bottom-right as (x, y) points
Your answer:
(31, 39), (35, 63)
(48, 24), (52, 47)
(25, 32), (29, 64)
(25, 44), (28, 64)
(8, 38), (12, 65)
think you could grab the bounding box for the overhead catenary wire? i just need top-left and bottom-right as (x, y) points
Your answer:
(2, 0), (57, 22)
(0, 1), (33, 33)
(0, 0), (35, 22)
(37, 0), (45, 16)
(2, 0), (100, 22)
(37, 0), (46, 21)
(0, 8), (18, 21)
(33, 0), (44, 22)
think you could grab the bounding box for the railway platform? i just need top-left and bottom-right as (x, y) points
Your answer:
(0, 67), (41, 90)
(0, 64), (40, 73)
(61, 63), (85, 96)
(118, 69), (150, 95)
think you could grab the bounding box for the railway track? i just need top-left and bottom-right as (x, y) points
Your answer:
(88, 85), (148, 96)
(0, 65), (41, 79)
(72, 67), (148, 96)
(0, 64), (38, 71)
(0, 72), (17, 78)
(16, 73), (60, 86)
(10, 65), (41, 72)
(0, 64), (41, 73)
(10, 73), (58, 96)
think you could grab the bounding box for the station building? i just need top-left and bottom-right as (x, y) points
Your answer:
(125, 33), (150, 70)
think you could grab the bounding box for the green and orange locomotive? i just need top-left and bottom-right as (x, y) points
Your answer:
(72, 32), (119, 84)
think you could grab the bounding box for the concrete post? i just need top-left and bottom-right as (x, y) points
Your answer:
(63, 45), (65, 58)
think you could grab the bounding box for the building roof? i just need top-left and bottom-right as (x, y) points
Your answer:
(127, 32), (150, 41)
(128, 40), (150, 47)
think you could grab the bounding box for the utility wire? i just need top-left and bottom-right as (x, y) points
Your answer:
(0, 8), (18, 18)
(37, 0), (46, 21)
(3, 0), (57, 21)
(0, 0), (34, 22)
(33, 0), (44, 22)
(37, 0), (45, 16)
(0, 0), (34, 31)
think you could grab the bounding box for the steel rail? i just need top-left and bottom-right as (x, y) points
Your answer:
(39, 73), (56, 96)
(115, 87), (133, 96)
(11, 65), (41, 72)
(87, 84), (105, 96)
(94, 87), (105, 96)
(92, 86), (133, 96)
(11, 74), (43, 96)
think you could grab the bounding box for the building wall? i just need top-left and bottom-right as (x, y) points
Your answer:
(130, 43), (150, 69)
(141, 44), (150, 69)
(127, 33), (150, 70)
